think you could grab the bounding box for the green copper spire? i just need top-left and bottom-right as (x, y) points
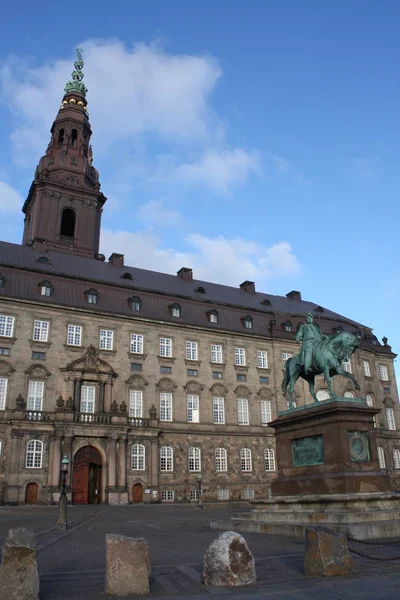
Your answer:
(64, 48), (88, 96)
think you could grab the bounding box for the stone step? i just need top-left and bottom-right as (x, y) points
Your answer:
(230, 509), (400, 525)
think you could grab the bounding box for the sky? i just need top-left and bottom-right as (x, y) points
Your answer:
(0, 1), (399, 377)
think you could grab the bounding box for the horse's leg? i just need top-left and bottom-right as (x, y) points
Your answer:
(287, 360), (300, 409)
(309, 376), (318, 403)
(323, 366), (336, 398)
(335, 366), (361, 391)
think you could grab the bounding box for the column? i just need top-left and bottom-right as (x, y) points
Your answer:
(98, 382), (105, 414)
(51, 436), (62, 486)
(150, 439), (159, 487)
(107, 438), (117, 488)
(74, 380), (82, 411)
(117, 438), (127, 488)
(7, 431), (23, 503)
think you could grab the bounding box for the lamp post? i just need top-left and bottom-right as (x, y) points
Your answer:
(57, 454), (69, 531)
(197, 473), (203, 508)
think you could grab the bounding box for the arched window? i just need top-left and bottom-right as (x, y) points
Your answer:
(240, 448), (252, 472)
(188, 447), (201, 472)
(377, 446), (386, 469)
(170, 303), (181, 318)
(131, 444), (145, 470)
(195, 286), (206, 294)
(344, 391), (355, 398)
(265, 448), (275, 471)
(60, 208), (76, 238)
(261, 298), (271, 306)
(215, 448), (227, 472)
(86, 289), (99, 304)
(40, 281), (53, 297)
(242, 316), (253, 329)
(121, 272), (133, 280)
(366, 393), (377, 427)
(26, 440), (43, 468)
(130, 296), (141, 312)
(70, 129), (78, 147)
(160, 446), (173, 471)
(57, 129), (65, 144)
(316, 389), (330, 402)
(208, 310), (219, 324)
(393, 448), (400, 470)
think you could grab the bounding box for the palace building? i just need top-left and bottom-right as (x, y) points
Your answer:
(0, 56), (399, 506)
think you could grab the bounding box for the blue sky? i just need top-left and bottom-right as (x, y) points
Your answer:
(0, 1), (399, 376)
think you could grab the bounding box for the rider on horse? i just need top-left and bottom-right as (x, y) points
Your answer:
(295, 313), (329, 374)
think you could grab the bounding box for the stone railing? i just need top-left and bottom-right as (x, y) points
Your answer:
(73, 412), (112, 424)
(24, 411), (52, 422)
(128, 417), (150, 428)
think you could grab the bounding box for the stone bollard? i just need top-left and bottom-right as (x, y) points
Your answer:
(105, 534), (151, 596)
(202, 530), (256, 587)
(303, 525), (357, 577)
(0, 527), (39, 600)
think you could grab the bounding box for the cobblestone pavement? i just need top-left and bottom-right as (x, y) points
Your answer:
(0, 504), (400, 599)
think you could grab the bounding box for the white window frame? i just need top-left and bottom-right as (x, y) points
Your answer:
(161, 490), (174, 502)
(240, 448), (252, 472)
(40, 283), (52, 297)
(235, 347), (246, 366)
(282, 352), (292, 370)
(342, 359), (351, 373)
(393, 448), (400, 470)
(80, 385), (96, 413)
(265, 448), (276, 471)
(238, 398), (249, 425)
(186, 341), (198, 361)
(344, 391), (355, 398)
(377, 446), (386, 469)
(217, 488), (229, 500)
(261, 400), (272, 426)
(171, 305), (181, 318)
(160, 446), (173, 471)
(209, 312), (218, 324)
(213, 396), (225, 424)
(363, 360), (371, 377)
(215, 447), (227, 472)
(0, 315), (14, 338)
(130, 334), (144, 354)
(317, 389), (330, 402)
(160, 337), (172, 357)
(99, 329), (113, 351)
(33, 320), (49, 342)
(67, 324), (82, 346)
(160, 393), (172, 421)
(26, 440), (43, 468)
(243, 488), (255, 499)
(190, 489), (199, 501)
(257, 350), (268, 369)
(0, 377), (8, 410)
(380, 365), (389, 381)
(131, 443), (145, 470)
(387, 407), (396, 431)
(27, 381), (44, 411)
(211, 344), (223, 364)
(129, 390), (143, 418)
(187, 395), (199, 423)
(188, 447), (201, 472)
(366, 394), (376, 427)
(87, 291), (98, 304)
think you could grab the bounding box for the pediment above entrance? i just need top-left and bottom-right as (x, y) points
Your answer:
(61, 344), (117, 378)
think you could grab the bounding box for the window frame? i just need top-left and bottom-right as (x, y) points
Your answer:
(160, 446), (173, 472)
(238, 398), (249, 425)
(188, 446), (201, 472)
(67, 324), (82, 347)
(160, 392), (172, 422)
(33, 319), (49, 342)
(99, 328), (114, 351)
(264, 448), (276, 471)
(393, 448), (400, 470)
(186, 340), (198, 361)
(261, 399), (272, 426)
(0, 377), (8, 410)
(380, 365), (389, 381)
(211, 344), (223, 364)
(213, 396), (225, 424)
(160, 337), (172, 357)
(377, 446), (386, 469)
(257, 350), (268, 369)
(27, 380), (44, 412)
(187, 394), (200, 423)
(240, 448), (252, 472)
(129, 390), (143, 418)
(282, 352), (292, 370)
(80, 384), (96, 413)
(130, 333), (144, 354)
(131, 443), (145, 470)
(0, 315), (14, 338)
(386, 407), (396, 430)
(130, 296), (142, 312)
(26, 440), (43, 468)
(215, 447), (227, 472)
(235, 347), (246, 366)
(363, 360), (371, 377)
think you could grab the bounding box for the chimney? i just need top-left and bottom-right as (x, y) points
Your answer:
(240, 280), (256, 293)
(286, 290), (301, 301)
(32, 237), (48, 254)
(177, 267), (193, 282)
(108, 253), (124, 268)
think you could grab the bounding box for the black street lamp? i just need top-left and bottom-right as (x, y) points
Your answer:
(57, 454), (69, 531)
(197, 473), (203, 508)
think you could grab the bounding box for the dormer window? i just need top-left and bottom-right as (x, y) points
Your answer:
(71, 129), (78, 147)
(121, 272), (133, 281)
(243, 316), (253, 329)
(208, 310), (219, 324)
(261, 299), (271, 306)
(195, 286), (206, 294)
(315, 306), (324, 313)
(40, 281), (53, 297)
(283, 321), (292, 332)
(37, 256), (50, 264)
(170, 303), (181, 318)
(86, 289), (99, 304)
(130, 296), (141, 312)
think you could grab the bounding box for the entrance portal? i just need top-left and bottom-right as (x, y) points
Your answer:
(26, 482), (38, 504)
(133, 483), (143, 503)
(72, 446), (102, 504)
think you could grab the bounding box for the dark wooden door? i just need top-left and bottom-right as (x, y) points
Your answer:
(72, 446), (102, 504)
(133, 483), (143, 503)
(26, 482), (38, 504)
(72, 462), (88, 504)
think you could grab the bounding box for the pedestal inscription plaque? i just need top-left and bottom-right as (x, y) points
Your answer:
(292, 434), (324, 467)
(348, 431), (370, 462)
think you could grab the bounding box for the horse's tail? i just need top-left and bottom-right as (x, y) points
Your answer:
(281, 358), (291, 394)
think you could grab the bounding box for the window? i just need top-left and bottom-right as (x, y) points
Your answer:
(261, 400), (272, 425)
(130, 296), (141, 312)
(213, 397), (225, 424)
(71, 129), (78, 147)
(284, 322), (292, 332)
(33, 320), (49, 342)
(0, 315), (14, 337)
(130, 334), (144, 354)
(67, 324), (82, 346)
(238, 398), (249, 425)
(377, 446), (386, 469)
(26, 440), (43, 468)
(393, 449), (400, 470)
(160, 338), (172, 357)
(265, 448), (276, 471)
(235, 347), (246, 366)
(99, 329), (113, 351)
(186, 341), (198, 361)
(160, 366), (172, 374)
(0, 440), (2, 456)
(240, 448), (252, 472)
(187, 369), (198, 377)
(131, 444), (145, 470)
(188, 447), (201, 472)
(316, 389), (330, 402)
(237, 374), (247, 382)
(344, 391), (355, 398)
(58, 128), (64, 144)
(170, 304), (181, 318)
(282, 352), (292, 370)
(0, 348), (10, 356)
(131, 363), (142, 372)
(190, 489), (199, 501)
(122, 272), (133, 281)
(212, 371), (222, 379)
(363, 360), (371, 377)
(386, 407), (396, 431)
(86, 289), (98, 304)
(187, 395), (199, 423)
(366, 394), (376, 427)
(243, 316), (253, 329)
(60, 208), (75, 237)
(195, 286), (206, 294)
(215, 448), (227, 471)
(160, 446), (173, 471)
(161, 490), (174, 502)
(27, 381), (44, 411)
(32, 351), (45, 360)
(257, 350), (268, 369)
(160, 393), (172, 421)
(80, 385), (95, 413)
(218, 488), (229, 500)
(260, 376), (269, 384)
(40, 281), (52, 297)
(129, 390), (143, 418)
(380, 365), (389, 381)
(341, 359), (351, 373)
(0, 378), (7, 410)
(209, 310), (219, 324)
(243, 488), (255, 499)
(211, 344), (223, 363)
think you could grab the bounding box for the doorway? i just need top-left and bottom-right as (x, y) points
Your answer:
(72, 446), (102, 504)
(26, 482), (38, 504)
(133, 483), (143, 503)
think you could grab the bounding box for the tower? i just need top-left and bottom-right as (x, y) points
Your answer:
(22, 49), (106, 258)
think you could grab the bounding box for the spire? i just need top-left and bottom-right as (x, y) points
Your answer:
(64, 48), (88, 96)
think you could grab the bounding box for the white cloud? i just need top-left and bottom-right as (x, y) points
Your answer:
(100, 229), (301, 287)
(137, 200), (182, 227)
(0, 181), (23, 214)
(271, 154), (289, 174)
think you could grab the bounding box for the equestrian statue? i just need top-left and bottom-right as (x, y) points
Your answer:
(282, 313), (360, 409)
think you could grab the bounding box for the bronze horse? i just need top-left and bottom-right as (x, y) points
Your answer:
(282, 331), (360, 409)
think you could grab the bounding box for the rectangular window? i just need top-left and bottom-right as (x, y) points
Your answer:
(0, 378), (8, 410)
(380, 365), (389, 381)
(32, 351), (45, 360)
(342, 359), (351, 373)
(187, 369), (198, 377)
(237, 374), (247, 381)
(160, 337), (172, 357)
(243, 488), (255, 499)
(187, 395), (199, 423)
(261, 400), (272, 425)
(80, 385), (95, 413)
(282, 352), (292, 370)
(0, 315), (14, 338)
(238, 398), (249, 425)
(130, 334), (144, 354)
(211, 344), (223, 364)
(129, 390), (143, 418)
(190, 489), (199, 501)
(161, 490), (174, 502)
(212, 371), (223, 379)
(387, 407), (396, 430)
(33, 320), (49, 342)
(160, 393), (172, 421)
(218, 488), (229, 500)
(257, 350), (268, 369)
(363, 360), (371, 377)
(27, 381), (44, 411)
(160, 366), (172, 374)
(99, 329), (113, 351)
(235, 347), (246, 366)
(186, 341), (198, 361)
(130, 363), (142, 372)
(0, 348), (10, 356)
(260, 376), (269, 384)
(67, 324), (82, 346)
(213, 396), (225, 424)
